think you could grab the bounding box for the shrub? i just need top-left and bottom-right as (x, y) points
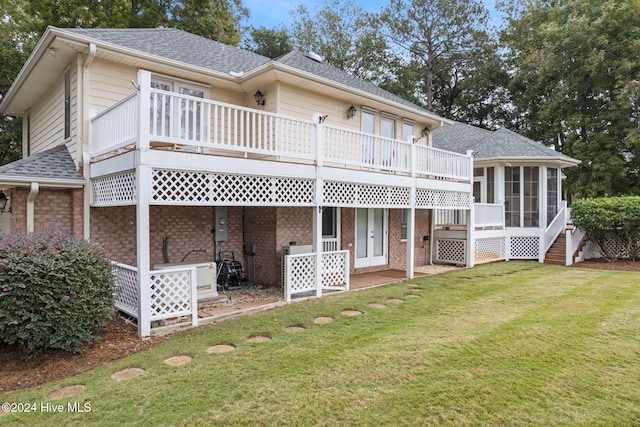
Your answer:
(571, 196), (640, 261)
(0, 232), (115, 358)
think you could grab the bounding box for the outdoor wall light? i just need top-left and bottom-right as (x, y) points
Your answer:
(253, 90), (265, 106)
(347, 105), (357, 119)
(422, 126), (431, 137)
(0, 190), (11, 214)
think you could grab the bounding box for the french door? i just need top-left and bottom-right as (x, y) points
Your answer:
(355, 208), (388, 268)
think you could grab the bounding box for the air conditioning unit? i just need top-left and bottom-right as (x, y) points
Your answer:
(153, 261), (218, 300)
(281, 244), (314, 288)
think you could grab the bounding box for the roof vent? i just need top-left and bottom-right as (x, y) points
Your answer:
(304, 52), (323, 63)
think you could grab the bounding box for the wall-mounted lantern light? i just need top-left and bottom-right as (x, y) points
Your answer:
(253, 90), (265, 106)
(422, 126), (430, 137)
(347, 105), (357, 119)
(0, 190), (11, 214)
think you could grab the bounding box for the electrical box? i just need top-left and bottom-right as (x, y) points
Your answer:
(215, 206), (227, 242)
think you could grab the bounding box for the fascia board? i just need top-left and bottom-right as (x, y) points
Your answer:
(0, 175), (85, 188)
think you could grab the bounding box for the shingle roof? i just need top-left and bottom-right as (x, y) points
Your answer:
(60, 28), (445, 120)
(62, 28), (271, 74)
(0, 144), (85, 183)
(275, 50), (438, 116)
(432, 122), (579, 164)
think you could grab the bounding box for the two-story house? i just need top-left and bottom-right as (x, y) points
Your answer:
(0, 27), (473, 337)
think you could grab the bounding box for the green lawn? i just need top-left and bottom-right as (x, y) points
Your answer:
(2, 262), (640, 426)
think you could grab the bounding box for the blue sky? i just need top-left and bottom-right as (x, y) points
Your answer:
(241, 0), (504, 30)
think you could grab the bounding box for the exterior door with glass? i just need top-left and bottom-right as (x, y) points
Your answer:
(355, 208), (388, 268)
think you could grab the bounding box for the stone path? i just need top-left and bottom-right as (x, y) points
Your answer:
(39, 283), (424, 403)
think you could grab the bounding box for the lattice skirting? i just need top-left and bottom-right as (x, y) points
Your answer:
(149, 270), (193, 321)
(509, 236), (540, 259)
(323, 180), (410, 207)
(435, 238), (466, 265)
(475, 238), (506, 264)
(152, 169), (315, 205)
(112, 263), (139, 318)
(92, 171), (137, 206)
(416, 189), (471, 209)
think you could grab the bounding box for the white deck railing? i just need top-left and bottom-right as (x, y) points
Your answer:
(475, 203), (505, 228)
(112, 262), (139, 318)
(91, 93), (138, 156)
(544, 203), (567, 253)
(90, 81), (472, 182)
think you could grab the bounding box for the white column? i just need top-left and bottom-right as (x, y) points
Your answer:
(136, 161), (152, 338)
(313, 204), (323, 298)
(406, 183), (416, 279)
(466, 201), (475, 268)
(136, 71), (152, 337)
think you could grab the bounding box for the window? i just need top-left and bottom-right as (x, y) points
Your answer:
(402, 121), (414, 142)
(150, 76), (208, 141)
(505, 166), (520, 227)
(486, 167), (495, 204)
(381, 115), (396, 139)
(547, 168), (558, 226)
(505, 166), (540, 227)
(322, 207), (337, 238)
(400, 209), (408, 240)
(523, 166), (539, 227)
(64, 70), (71, 140)
(361, 110), (376, 164)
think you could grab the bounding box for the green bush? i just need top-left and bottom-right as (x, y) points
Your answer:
(571, 196), (640, 261)
(0, 232), (115, 358)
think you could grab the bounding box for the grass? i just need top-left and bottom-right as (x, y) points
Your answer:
(2, 261), (640, 426)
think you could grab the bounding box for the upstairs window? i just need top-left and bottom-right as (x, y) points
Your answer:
(64, 70), (71, 140)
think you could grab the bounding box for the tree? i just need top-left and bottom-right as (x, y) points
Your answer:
(377, 0), (494, 115)
(501, 0), (640, 197)
(289, 0), (389, 81)
(243, 26), (293, 59)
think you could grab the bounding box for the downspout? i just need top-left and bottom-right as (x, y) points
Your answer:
(27, 182), (39, 233)
(81, 43), (96, 241)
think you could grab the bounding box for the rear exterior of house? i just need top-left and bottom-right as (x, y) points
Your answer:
(0, 27), (473, 337)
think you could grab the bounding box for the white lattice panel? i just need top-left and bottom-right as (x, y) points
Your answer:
(581, 240), (601, 260)
(475, 238), (506, 264)
(152, 169), (315, 205)
(509, 237), (540, 259)
(149, 270), (193, 320)
(435, 239), (466, 265)
(284, 254), (317, 301)
(112, 263), (139, 318)
(416, 189), (471, 209)
(321, 251), (348, 288)
(323, 181), (409, 207)
(91, 171), (136, 206)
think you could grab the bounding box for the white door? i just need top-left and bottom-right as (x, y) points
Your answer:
(355, 208), (388, 268)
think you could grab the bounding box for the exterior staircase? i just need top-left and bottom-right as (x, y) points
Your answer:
(544, 232), (567, 265)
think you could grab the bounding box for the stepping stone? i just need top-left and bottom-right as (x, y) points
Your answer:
(207, 344), (236, 354)
(366, 303), (386, 309)
(313, 316), (335, 324)
(404, 293), (420, 298)
(284, 325), (306, 333)
(47, 384), (86, 400)
(164, 355), (192, 366)
(386, 298), (405, 304)
(110, 368), (145, 382)
(247, 335), (272, 343)
(341, 310), (363, 316)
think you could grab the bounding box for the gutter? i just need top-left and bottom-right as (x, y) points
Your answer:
(0, 176), (85, 188)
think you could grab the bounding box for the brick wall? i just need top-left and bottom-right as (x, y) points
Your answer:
(243, 207), (277, 285)
(7, 187), (83, 238)
(90, 206), (137, 265)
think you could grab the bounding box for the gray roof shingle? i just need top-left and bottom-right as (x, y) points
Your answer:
(432, 122), (579, 163)
(0, 144), (85, 183)
(60, 28), (444, 119)
(62, 28), (271, 74)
